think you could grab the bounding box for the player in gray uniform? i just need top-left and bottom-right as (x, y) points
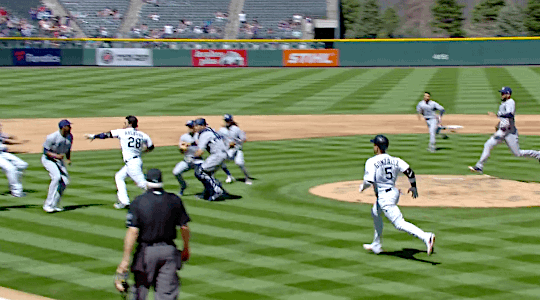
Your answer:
(173, 120), (203, 195)
(42, 119), (73, 213)
(219, 114), (252, 185)
(193, 118), (228, 201)
(469, 87), (540, 173)
(0, 123), (28, 197)
(416, 92), (448, 153)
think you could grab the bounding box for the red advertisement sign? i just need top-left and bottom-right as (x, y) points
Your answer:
(283, 49), (339, 67)
(191, 49), (248, 67)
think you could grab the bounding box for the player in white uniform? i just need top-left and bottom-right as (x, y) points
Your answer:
(192, 118), (228, 201)
(218, 114), (252, 185)
(416, 92), (447, 153)
(173, 120), (203, 195)
(84, 116), (154, 208)
(42, 119), (73, 213)
(469, 87), (540, 173)
(360, 135), (436, 255)
(0, 123), (28, 197)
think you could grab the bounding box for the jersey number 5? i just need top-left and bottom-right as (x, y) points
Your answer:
(385, 167), (393, 180)
(128, 137), (142, 148)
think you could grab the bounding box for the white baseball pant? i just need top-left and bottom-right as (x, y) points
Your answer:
(476, 129), (540, 169)
(425, 118), (439, 149)
(227, 148), (245, 165)
(115, 157), (147, 205)
(0, 152), (28, 196)
(370, 188), (431, 248)
(41, 155), (69, 208)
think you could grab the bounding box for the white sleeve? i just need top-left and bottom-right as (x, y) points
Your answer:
(507, 100), (516, 115)
(110, 129), (120, 138)
(433, 101), (444, 112)
(363, 160), (376, 183)
(397, 158), (410, 173)
(42, 133), (55, 150)
(145, 134), (153, 148)
(416, 102), (422, 114)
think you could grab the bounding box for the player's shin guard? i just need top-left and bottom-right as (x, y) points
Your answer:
(195, 166), (223, 199)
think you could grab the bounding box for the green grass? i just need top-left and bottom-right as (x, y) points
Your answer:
(0, 134), (540, 299)
(1, 66), (540, 118)
(1, 66), (540, 299)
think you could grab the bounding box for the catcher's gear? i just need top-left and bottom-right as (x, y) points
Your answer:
(114, 271), (129, 298)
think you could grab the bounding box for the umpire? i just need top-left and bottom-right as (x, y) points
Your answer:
(116, 168), (191, 300)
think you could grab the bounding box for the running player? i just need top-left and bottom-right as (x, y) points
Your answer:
(469, 87), (540, 173)
(0, 123), (28, 197)
(84, 116), (154, 208)
(361, 135), (435, 255)
(173, 120), (203, 195)
(218, 114), (252, 185)
(416, 92), (447, 153)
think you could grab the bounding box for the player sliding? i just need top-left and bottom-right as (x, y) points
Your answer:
(469, 87), (540, 174)
(84, 116), (154, 209)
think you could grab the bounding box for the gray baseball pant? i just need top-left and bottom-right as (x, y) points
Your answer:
(41, 155), (69, 208)
(132, 244), (180, 300)
(476, 129), (540, 169)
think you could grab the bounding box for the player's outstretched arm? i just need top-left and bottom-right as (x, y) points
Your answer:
(403, 168), (418, 198)
(84, 132), (113, 141)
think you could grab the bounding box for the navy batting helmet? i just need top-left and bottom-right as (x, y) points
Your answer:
(194, 118), (207, 126)
(370, 135), (389, 151)
(224, 114), (233, 122)
(499, 87), (512, 95)
(185, 120), (194, 128)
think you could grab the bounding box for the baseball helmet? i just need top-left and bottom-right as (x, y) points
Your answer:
(185, 120), (194, 128)
(224, 114), (233, 122)
(370, 134), (389, 151)
(499, 86), (512, 95)
(194, 118), (207, 126)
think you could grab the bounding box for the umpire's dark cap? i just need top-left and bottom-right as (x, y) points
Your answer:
(186, 120), (194, 128)
(146, 168), (162, 183)
(194, 118), (207, 126)
(370, 134), (389, 151)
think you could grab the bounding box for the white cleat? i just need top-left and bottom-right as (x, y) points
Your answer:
(245, 179), (253, 185)
(468, 166), (483, 174)
(363, 243), (382, 254)
(114, 202), (129, 209)
(427, 233), (436, 256)
(225, 176), (235, 184)
(54, 206), (65, 212)
(43, 206), (55, 213)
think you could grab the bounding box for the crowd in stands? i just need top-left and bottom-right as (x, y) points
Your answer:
(238, 10), (309, 39)
(130, 11), (228, 39)
(0, 6), (73, 38)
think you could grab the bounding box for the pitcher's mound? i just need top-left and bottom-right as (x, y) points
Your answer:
(310, 175), (540, 208)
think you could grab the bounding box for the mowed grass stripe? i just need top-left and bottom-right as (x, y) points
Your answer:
(283, 68), (390, 113)
(366, 68), (439, 114)
(500, 67), (540, 106)
(326, 68), (415, 113)
(239, 69), (363, 114)
(484, 67), (537, 113)
(454, 68), (500, 113)
(199, 69), (326, 114)
(421, 68), (459, 113)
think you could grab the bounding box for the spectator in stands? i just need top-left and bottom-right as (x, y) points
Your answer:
(293, 14), (303, 25)
(239, 11), (246, 24)
(0, 7), (7, 17)
(29, 8), (38, 21)
(113, 9), (121, 20)
(149, 13), (160, 21)
(163, 24), (173, 38)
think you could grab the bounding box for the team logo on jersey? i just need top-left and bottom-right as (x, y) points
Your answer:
(101, 50), (114, 64)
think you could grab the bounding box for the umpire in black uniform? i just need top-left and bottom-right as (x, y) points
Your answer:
(116, 168), (191, 300)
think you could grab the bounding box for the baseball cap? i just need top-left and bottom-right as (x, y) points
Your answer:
(224, 114), (233, 122)
(370, 134), (389, 151)
(58, 119), (71, 128)
(146, 168), (162, 183)
(185, 120), (194, 128)
(499, 87), (512, 95)
(194, 118), (207, 126)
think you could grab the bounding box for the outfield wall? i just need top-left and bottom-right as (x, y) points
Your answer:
(2, 39), (540, 67)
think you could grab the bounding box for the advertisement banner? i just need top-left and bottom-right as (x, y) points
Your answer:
(283, 49), (339, 67)
(13, 49), (61, 66)
(96, 48), (153, 66)
(191, 50), (248, 67)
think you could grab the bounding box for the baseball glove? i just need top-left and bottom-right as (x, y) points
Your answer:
(114, 271), (129, 298)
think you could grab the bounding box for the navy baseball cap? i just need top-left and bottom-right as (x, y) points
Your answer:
(146, 168), (162, 183)
(224, 114), (233, 122)
(194, 118), (207, 126)
(499, 87), (512, 94)
(58, 119), (71, 128)
(185, 120), (194, 128)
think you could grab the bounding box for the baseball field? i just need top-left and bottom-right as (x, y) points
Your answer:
(1, 66), (540, 300)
